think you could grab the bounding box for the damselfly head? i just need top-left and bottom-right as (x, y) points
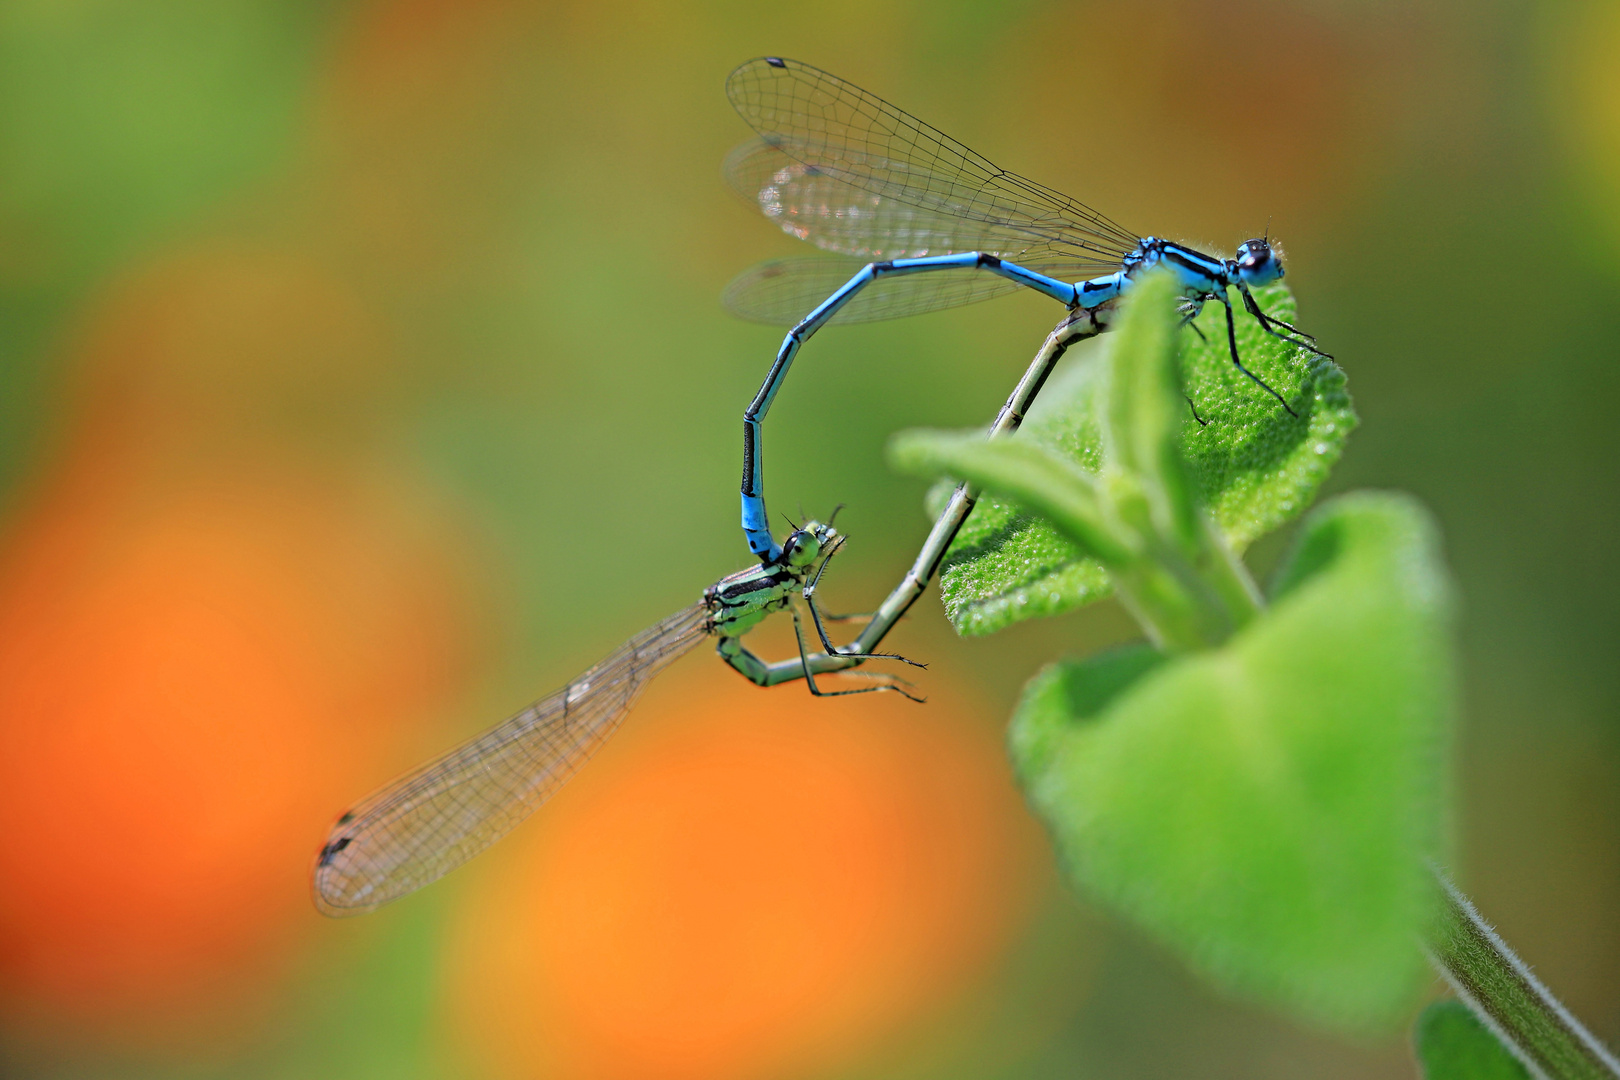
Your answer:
(1235, 238), (1284, 286)
(779, 520), (835, 568)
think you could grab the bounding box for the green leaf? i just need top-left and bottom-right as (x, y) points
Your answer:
(936, 283), (1356, 636)
(1416, 1001), (1533, 1080)
(891, 420), (1261, 653)
(889, 431), (1135, 567)
(1009, 492), (1453, 1032)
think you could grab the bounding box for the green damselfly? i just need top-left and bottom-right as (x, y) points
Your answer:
(313, 517), (917, 916)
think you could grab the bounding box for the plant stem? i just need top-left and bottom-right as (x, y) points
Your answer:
(1108, 528), (1260, 654)
(1426, 872), (1620, 1080)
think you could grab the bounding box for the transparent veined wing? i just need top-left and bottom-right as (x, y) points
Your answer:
(724, 137), (1115, 270)
(723, 255), (1028, 326)
(723, 138), (1127, 325)
(726, 58), (1141, 267)
(312, 603), (710, 916)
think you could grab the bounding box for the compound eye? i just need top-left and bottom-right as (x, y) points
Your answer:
(781, 529), (821, 567)
(1235, 238), (1282, 285)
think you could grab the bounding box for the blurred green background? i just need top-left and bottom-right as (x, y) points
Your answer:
(0, 1), (1615, 1077)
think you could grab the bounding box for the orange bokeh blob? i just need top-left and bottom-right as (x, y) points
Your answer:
(998, 0), (1431, 234)
(445, 655), (1041, 1080)
(0, 247), (478, 1043)
(0, 468), (469, 1036)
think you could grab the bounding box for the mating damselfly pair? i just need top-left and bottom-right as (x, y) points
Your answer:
(312, 56), (1325, 916)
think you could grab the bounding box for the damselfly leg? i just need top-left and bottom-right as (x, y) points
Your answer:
(1217, 291), (1298, 417)
(1178, 300), (1209, 341)
(1237, 281), (1333, 358)
(790, 607), (925, 702)
(803, 537), (927, 668)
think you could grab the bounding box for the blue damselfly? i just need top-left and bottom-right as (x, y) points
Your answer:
(725, 57), (1329, 562)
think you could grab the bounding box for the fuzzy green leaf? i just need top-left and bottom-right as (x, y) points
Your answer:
(890, 431), (1135, 566)
(1416, 1002), (1533, 1080)
(891, 419), (1262, 653)
(1008, 492), (1453, 1032)
(937, 283), (1355, 636)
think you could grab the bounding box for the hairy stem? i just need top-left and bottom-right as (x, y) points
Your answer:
(1425, 873), (1620, 1080)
